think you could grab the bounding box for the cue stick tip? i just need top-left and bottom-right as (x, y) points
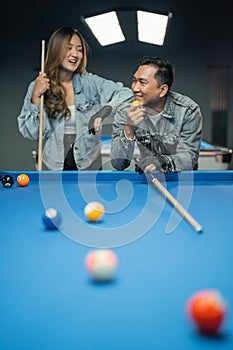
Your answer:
(195, 224), (203, 233)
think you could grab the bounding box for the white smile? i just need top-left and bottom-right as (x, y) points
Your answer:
(68, 58), (78, 64)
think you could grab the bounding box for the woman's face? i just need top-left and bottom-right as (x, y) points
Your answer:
(60, 34), (83, 73)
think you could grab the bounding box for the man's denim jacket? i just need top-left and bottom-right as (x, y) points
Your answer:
(110, 91), (203, 172)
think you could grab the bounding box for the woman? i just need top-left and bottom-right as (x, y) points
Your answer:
(17, 27), (133, 170)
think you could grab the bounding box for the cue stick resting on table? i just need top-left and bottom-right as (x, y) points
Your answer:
(134, 158), (203, 233)
(38, 40), (45, 171)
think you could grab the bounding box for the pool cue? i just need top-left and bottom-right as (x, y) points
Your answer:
(37, 40), (45, 171)
(134, 159), (203, 232)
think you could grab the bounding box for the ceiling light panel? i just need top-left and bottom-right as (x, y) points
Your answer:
(84, 11), (125, 46)
(137, 10), (170, 46)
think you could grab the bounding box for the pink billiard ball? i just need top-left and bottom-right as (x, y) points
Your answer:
(85, 249), (118, 282)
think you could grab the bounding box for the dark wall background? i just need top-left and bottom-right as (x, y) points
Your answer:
(1, 0), (233, 170)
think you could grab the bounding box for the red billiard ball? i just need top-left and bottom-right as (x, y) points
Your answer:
(17, 173), (30, 187)
(1, 174), (14, 188)
(186, 289), (227, 335)
(42, 208), (61, 230)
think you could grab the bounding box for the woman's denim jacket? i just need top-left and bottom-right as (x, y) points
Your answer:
(17, 72), (133, 170)
(110, 91), (203, 172)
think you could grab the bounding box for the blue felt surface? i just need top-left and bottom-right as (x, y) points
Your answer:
(1, 171), (233, 350)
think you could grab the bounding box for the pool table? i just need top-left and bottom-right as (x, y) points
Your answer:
(100, 137), (233, 171)
(1, 170), (233, 350)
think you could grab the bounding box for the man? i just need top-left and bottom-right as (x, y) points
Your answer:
(110, 56), (203, 173)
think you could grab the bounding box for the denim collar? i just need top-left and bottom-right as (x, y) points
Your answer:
(72, 73), (82, 94)
(162, 92), (176, 119)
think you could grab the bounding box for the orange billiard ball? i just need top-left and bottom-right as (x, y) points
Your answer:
(186, 289), (227, 335)
(84, 201), (105, 222)
(17, 173), (30, 187)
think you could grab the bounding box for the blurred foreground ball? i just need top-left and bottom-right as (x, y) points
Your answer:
(186, 289), (227, 335)
(85, 249), (118, 282)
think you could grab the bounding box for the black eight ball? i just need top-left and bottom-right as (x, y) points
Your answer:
(1, 175), (14, 188)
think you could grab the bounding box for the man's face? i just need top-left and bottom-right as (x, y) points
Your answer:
(131, 65), (167, 111)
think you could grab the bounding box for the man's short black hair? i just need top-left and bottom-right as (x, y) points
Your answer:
(138, 56), (174, 89)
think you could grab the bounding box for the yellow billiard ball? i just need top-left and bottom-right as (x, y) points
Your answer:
(84, 201), (105, 222)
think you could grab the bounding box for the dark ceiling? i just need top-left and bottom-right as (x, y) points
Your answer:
(3, 0), (233, 63)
